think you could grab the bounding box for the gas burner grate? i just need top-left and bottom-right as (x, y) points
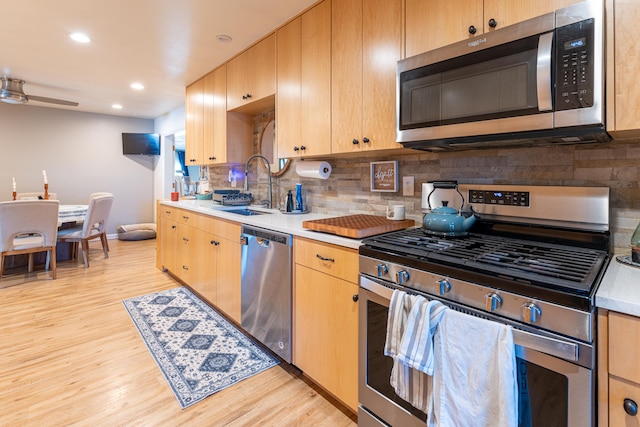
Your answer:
(364, 228), (607, 292)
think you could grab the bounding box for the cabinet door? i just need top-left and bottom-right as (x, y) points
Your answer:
(248, 33), (276, 105)
(332, 0), (403, 153)
(159, 218), (177, 273)
(331, 0), (363, 154)
(294, 264), (359, 412)
(484, 0), (581, 32)
(277, 0), (332, 159)
(608, 0), (640, 136)
(226, 50), (250, 112)
(609, 377), (640, 427)
(215, 237), (241, 323)
(185, 79), (204, 165)
(361, 0), (403, 151)
(202, 66), (227, 164)
(300, 0), (332, 157)
(194, 232), (219, 304)
(227, 34), (276, 112)
(406, 0), (483, 57)
(276, 17), (302, 159)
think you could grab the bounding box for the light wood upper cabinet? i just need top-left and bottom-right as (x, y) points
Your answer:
(227, 33), (276, 113)
(606, 0), (640, 138)
(186, 65), (252, 166)
(332, 0), (403, 154)
(406, 0), (483, 57)
(276, 0), (332, 159)
(185, 79), (204, 165)
(406, 0), (581, 56)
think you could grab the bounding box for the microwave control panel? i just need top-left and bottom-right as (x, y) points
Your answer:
(468, 190), (530, 207)
(555, 18), (594, 111)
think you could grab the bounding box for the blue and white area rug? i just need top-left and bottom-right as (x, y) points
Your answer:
(123, 287), (280, 409)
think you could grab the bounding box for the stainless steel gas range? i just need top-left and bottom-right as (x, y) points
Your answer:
(358, 183), (610, 427)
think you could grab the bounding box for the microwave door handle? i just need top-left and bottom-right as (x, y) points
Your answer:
(536, 32), (554, 112)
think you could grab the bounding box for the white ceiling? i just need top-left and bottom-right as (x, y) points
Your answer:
(1, 0), (318, 120)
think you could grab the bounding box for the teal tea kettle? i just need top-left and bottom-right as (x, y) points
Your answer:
(423, 181), (478, 236)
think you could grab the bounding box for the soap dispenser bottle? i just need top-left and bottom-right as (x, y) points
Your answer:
(295, 183), (303, 212)
(285, 190), (294, 213)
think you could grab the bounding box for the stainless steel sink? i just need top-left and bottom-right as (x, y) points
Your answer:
(225, 208), (271, 216)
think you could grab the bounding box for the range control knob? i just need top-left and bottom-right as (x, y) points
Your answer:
(485, 292), (503, 312)
(521, 302), (542, 323)
(376, 264), (389, 277)
(396, 270), (410, 285)
(437, 278), (451, 295)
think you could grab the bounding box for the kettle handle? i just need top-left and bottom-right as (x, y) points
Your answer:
(427, 181), (465, 211)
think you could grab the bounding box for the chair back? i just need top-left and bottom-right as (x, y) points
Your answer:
(0, 200), (60, 251)
(16, 192), (58, 200)
(89, 192), (113, 200)
(81, 195), (114, 238)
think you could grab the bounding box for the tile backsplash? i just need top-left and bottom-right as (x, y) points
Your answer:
(208, 111), (640, 254)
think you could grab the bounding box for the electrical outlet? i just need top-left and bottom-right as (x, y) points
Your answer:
(403, 176), (415, 196)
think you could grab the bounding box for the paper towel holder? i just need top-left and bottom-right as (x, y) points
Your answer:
(258, 119), (291, 178)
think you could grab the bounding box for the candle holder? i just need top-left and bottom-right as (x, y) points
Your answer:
(44, 183), (49, 200)
(12, 191), (16, 201)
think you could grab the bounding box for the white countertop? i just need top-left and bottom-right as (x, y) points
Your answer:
(160, 199), (363, 250)
(596, 254), (640, 316)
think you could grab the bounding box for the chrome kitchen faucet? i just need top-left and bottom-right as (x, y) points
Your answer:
(244, 154), (272, 209)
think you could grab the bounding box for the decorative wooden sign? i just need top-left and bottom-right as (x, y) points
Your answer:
(370, 161), (398, 192)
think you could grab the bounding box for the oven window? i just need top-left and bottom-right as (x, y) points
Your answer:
(366, 299), (427, 421)
(517, 357), (568, 426)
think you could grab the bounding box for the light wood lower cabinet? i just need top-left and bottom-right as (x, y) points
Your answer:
(598, 309), (640, 426)
(293, 237), (359, 412)
(157, 205), (241, 323)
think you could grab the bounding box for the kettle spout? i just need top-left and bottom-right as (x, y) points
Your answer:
(462, 206), (478, 230)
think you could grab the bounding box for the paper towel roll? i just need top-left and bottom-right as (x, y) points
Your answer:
(295, 161), (332, 179)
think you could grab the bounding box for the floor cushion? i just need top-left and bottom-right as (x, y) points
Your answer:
(116, 223), (157, 241)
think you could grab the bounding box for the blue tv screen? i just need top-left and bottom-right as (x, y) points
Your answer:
(122, 133), (161, 155)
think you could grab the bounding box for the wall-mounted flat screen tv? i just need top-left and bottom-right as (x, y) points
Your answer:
(122, 133), (161, 155)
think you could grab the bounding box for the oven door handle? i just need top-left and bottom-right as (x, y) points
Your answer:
(512, 328), (578, 362)
(360, 275), (579, 362)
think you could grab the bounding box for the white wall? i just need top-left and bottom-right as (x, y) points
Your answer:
(0, 103), (155, 234)
(153, 104), (185, 203)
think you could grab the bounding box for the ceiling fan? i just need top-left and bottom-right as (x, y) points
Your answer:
(0, 77), (78, 106)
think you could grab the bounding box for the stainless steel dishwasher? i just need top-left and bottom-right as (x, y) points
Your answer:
(240, 224), (292, 363)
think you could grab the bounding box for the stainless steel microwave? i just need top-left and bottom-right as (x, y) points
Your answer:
(396, 0), (608, 151)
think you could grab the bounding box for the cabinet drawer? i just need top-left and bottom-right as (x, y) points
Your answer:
(609, 376), (640, 426)
(200, 216), (241, 241)
(294, 237), (358, 283)
(609, 311), (640, 382)
(176, 224), (198, 254)
(160, 206), (181, 221)
(175, 249), (197, 285)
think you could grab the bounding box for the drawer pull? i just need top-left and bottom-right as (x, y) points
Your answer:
(210, 240), (220, 246)
(624, 398), (638, 416)
(182, 215), (189, 220)
(182, 265), (189, 271)
(182, 237), (189, 242)
(316, 254), (335, 263)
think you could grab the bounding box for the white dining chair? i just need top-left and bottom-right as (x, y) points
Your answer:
(0, 200), (60, 279)
(57, 195), (114, 268)
(89, 192), (113, 200)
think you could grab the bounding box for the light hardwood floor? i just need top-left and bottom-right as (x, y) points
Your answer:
(0, 239), (357, 426)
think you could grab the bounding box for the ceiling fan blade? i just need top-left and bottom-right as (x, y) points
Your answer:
(27, 95), (79, 107)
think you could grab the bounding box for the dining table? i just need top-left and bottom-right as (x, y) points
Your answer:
(58, 204), (88, 227)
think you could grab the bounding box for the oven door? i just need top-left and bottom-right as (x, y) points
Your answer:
(358, 276), (595, 427)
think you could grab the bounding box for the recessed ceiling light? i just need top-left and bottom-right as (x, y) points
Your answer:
(69, 32), (91, 43)
(130, 82), (144, 90)
(112, 104), (123, 110)
(216, 34), (232, 43)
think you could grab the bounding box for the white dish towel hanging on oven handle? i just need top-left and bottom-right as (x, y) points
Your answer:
(384, 290), (447, 412)
(429, 309), (518, 427)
